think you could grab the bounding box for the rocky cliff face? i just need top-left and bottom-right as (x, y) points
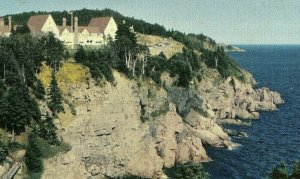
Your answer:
(42, 67), (283, 178)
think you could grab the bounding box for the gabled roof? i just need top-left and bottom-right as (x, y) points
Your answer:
(88, 17), (112, 33)
(57, 26), (72, 34)
(27, 15), (50, 32)
(78, 26), (88, 33)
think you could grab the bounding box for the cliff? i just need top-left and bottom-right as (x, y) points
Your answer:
(0, 9), (284, 179)
(41, 66), (282, 178)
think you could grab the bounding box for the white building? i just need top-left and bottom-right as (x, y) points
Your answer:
(27, 14), (118, 47)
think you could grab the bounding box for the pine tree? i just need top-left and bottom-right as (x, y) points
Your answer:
(0, 80), (6, 97)
(74, 45), (86, 64)
(0, 141), (8, 164)
(33, 79), (46, 100)
(38, 114), (59, 145)
(48, 72), (64, 115)
(25, 132), (43, 172)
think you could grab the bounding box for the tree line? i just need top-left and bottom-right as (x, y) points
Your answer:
(0, 33), (66, 175)
(6, 8), (218, 52)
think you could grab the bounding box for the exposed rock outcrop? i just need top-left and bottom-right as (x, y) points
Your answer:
(42, 67), (283, 178)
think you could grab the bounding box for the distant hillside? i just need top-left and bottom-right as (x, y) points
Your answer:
(136, 33), (184, 59)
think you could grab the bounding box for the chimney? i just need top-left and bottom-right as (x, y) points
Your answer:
(8, 16), (12, 31)
(0, 17), (4, 26)
(62, 18), (67, 27)
(74, 17), (78, 45)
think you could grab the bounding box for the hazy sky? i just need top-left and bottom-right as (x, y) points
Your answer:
(1, 0), (299, 44)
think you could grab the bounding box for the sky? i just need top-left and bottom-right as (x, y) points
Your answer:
(1, 0), (299, 44)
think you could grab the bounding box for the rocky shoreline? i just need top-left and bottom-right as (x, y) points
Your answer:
(41, 67), (283, 178)
(219, 44), (246, 52)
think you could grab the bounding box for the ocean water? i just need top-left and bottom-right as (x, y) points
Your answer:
(203, 45), (300, 179)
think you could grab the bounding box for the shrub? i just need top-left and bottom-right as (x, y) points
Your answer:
(150, 102), (169, 119)
(174, 162), (210, 179)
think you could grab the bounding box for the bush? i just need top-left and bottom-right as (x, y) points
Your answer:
(8, 141), (26, 152)
(174, 162), (210, 179)
(31, 137), (70, 159)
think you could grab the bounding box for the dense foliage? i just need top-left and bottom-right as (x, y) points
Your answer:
(75, 44), (116, 83)
(164, 162), (210, 179)
(0, 34), (65, 178)
(270, 161), (300, 179)
(0, 32), (66, 135)
(6, 8), (245, 85)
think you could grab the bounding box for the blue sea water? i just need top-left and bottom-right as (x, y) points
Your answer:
(204, 45), (300, 179)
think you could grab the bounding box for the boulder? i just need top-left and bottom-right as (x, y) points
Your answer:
(185, 109), (211, 130)
(189, 127), (222, 146)
(176, 137), (209, 163)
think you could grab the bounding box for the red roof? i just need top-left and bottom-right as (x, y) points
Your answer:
(27, 15), (49, 32)
(0, 26), (10, 33)
(88, 17), (112, 33)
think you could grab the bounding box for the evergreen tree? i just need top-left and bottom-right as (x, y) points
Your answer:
(290, 162), (300, 179)
(0, 141), (8, 164)
(115, 22), (138, 75)
(270, 162), (289, 179)
(48, 72), (64, 115)
(32, 79), (46, 100)
(0, 86), (40, 133)
(39, 32), (64, 72)
(11, 25), (30, 35)
(74, 45), (86, 64)
(38, 114), (59, 145)
(25, 132), (43, 172)
(0, 80), (6, 97)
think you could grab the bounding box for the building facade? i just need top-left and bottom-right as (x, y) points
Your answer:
(0, 16), (12, 37)
(0, 14), (118, 47)
(27, 14), (118, 47)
